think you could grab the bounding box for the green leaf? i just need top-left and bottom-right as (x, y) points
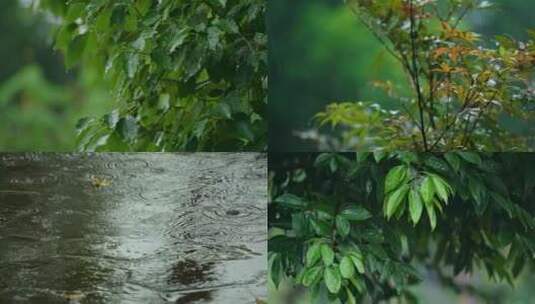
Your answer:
(274, 193), (306, 209)
(169, 28), (190, 53)
(302, 266), (323, 287)
(457, 152), (482, 165)
(350, 254), (365, 274)
(336, 215), (350, 238)
(127, 53), (139, 78)
(268, 253), (282, 288)
(207, 26), (223, 50)
(373, 151), (387, 162)
(324, 266), (342, 294)
(386, 184), (409, 219)
(215, 102), (232, 119)
(306, 242), (322, 266)
(329, 156), (338, 173)
(321, 244), (335, 266)
(384, 165), (407, 194)
(424, 199), (437, 230)
(65, 34), (87, 68)
(444, 153), (461, 172)
(118, 115), (139, 142)
(311, 218), (332, 236)
(158, 94), (171, 111)
(408, 189), (423, 225)
(349, 276), (365, 293)
(340, 256), (355, 279)
(314, 153), (333, 167)
(430, 174), (450, 204)
(340, 206), (372, 221)
(419, 176), (435, 204)
(346, 287), (357, 304)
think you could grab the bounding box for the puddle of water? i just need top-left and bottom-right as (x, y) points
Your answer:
(0, 153), (267, 303)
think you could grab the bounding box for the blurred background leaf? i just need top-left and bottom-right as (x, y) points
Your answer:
(0, 0), (117, 151)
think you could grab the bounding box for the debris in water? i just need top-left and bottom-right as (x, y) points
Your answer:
(90, 175), (111, 189)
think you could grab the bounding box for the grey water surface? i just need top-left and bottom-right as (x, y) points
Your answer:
(0, 153), (267, 304)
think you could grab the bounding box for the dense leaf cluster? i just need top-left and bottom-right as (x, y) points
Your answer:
(269, 152), (535, 303)
(38, 0), (266, 151)
(313, 0), (535, 151)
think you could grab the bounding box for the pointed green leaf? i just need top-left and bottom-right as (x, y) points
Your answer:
(306, 242), (322, 266)
(349, 276), (366, 293)
(419, 176), (435, 204)
(430, 174), (450, 204)
(321, 244), (335, 266)
(350, 254), (365, 274)
(340, 206), (372, 221)
(324, 266), (342, 294)
(384, 165), (407, 194)
(444, 153), (461, 172)
(340, 256), (355, 279)
(336, 215), (350, 238)
(65, 34), (88, 68)
(346, 286), (357, 304)
(408, 189), (423, 225)
(424, 199), (437, 230)
(373, 151), (387, 163)
(457, 152), (482, 165)
(302, 266), (323, 287)
(268, 253), (282, 288)
(386, 184), (409, 219)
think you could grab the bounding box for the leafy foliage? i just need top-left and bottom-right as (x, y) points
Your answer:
(312, 0), (535, 151)
(37, 0), (266, 151)
(269, 152), (535, 303)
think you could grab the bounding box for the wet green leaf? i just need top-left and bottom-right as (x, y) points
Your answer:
(340, 256), (355, 279)
(386, 184), (409, 219)
(324, 266), (342, 294)
(307, 242), (322, 266)
(350, 254), (365, 274)
(419, 176), (435, 204)
(408, 189), (423, 225)
(302, 266), (323, 287)
(275, 193), (306, 209)
(336, 215), (350, 238)
(385, 165), (407, 194)
(321, 244), (335, 266)
(340, 206), (371, 221)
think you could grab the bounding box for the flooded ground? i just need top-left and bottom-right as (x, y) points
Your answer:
(0, 153), (267, 303)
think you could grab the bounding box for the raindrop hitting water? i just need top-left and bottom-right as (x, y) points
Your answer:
(0, 153), (267, 303)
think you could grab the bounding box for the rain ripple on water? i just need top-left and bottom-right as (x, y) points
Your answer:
(0, 153), (267, 303)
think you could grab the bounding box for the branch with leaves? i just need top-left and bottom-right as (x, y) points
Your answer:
(37, 0), (266, 151)
(269, 152), (535, 303)
(312, 0), (535, 151)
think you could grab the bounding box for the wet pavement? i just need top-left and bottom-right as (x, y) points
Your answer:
(0, 153), (267, 303)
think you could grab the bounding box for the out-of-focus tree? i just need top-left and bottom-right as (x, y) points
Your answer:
(0, 1), (110, 151)
(269, 0), (405, 151)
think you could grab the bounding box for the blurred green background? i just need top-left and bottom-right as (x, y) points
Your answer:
(268, 0), (535, 151)
(0, 0), (111, 151)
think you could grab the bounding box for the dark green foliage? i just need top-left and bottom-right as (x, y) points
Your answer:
(39, 0), (266, 151)
(269, 152), (535, 303)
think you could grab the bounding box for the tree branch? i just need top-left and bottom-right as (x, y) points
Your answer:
(409, 0), (429, 151)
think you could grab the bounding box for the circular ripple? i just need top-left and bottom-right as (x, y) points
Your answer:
(104, 158), (150, 170)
